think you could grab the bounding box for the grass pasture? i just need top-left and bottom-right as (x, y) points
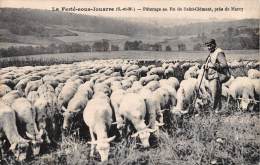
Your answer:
(0, 50), (259, 165)
(24, 110), (260, 165)
(0, 42), (39, 49)
(55, 30), (129, 43)
(0, 50), (259, 68)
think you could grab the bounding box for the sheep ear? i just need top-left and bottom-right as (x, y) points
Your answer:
(26, 132), (35, 140)
(61, 106), (67, 113)
(131, 132), (139, 138)
(9, 143), (17, 151)
(74, 109), (81, 113)
(87, 141), (98, 145)
(111, 122), (118, 125)
(155, 121), (164, 127)
(106, 136), (116, 143)
(148, 128), (157, 133)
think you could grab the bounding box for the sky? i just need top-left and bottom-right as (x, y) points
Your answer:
(1, 0), (259, 20)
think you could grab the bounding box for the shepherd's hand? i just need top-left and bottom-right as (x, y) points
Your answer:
(207, 63), (215, 69)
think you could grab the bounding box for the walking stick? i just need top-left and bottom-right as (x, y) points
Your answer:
(192, 54), (211, 113)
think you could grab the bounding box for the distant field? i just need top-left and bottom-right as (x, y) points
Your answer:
(0, 42), (39, 49)
(0, 50), (259, 68)
(55, 30), (130, 43)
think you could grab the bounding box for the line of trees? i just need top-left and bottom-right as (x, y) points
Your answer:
(0, 40), (123, 58)
(124, 40), (173, 51)
(0, 43), (91, 58)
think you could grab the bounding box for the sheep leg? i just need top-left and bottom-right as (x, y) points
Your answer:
(237, 100), (241, 111)
(89, 128), (95, 157)
(226, 95), (230, 109)
(0, 140), (4, 163)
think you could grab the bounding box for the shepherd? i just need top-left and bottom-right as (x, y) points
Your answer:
(203, 39), (231, 112)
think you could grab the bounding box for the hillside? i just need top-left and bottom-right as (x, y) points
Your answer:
(0, 8), (259, 52)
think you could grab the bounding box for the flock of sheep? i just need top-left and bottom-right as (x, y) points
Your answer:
(0, 59), (259, 162)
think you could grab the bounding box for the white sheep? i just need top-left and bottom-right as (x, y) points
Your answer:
(184, 65), (200, 80)
(83, 92), (115, 162)
(127, 81), (143, 93)
(0, 78), (15, 89)
(27, 91), (40, 106)
(24, 79), (43, 96)
(248, 69), (260, 79)
(0, 101), (30, 161)
(159, 77), (179, 90)
(55, 83), (65, 97)
(62, 83), (93, 130)
(110, 83), (126, 130)
(57, 79), (82, 110)
(11, 97), (43, 156)
(1, 90), (22, 106)
(93, 83), (111, 96)
(145, 80), (160, 92)
(119, 92), (156, 147)
(147, 67), (165, 78)
(172, 78), (198, 114)
(139, 75), (160, 86)
(228, 77), (255, 111)
(42, 75), (60, 88)
(0, 84), (12, 97)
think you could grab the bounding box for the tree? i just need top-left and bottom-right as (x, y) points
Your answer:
(193, 43), (203, 51)
(178, 43), (186, 51)
(111, 45), (119, 51)
(124, 40), (142, 50)
(166, 45), (172, 51)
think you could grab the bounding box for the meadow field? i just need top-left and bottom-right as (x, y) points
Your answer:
(0, 50), (259, 68)
(0, 42), (39, 49)
(0, 50), (259, 165)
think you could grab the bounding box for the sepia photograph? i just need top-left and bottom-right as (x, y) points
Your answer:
(0, 0), (259, 164)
